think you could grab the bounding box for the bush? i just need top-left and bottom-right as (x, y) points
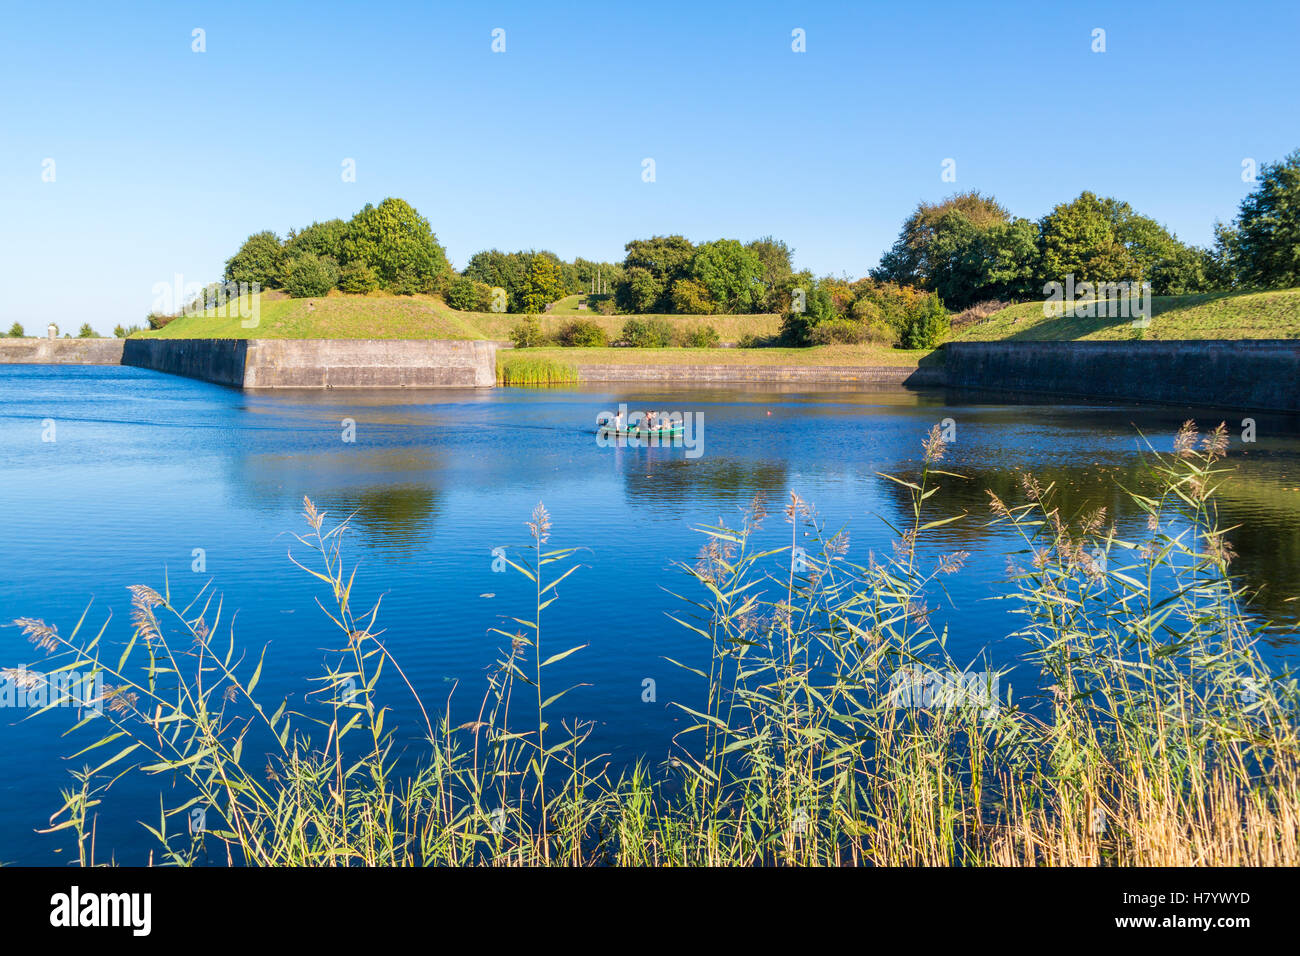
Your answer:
(338, 261), (380, 294)
(806, 318), (898, 347)
(112, 324), (142, 338)
(146, 312), (176, 330)
(555, 319), (608, 348)
(445, 275), (493, 311)
(509, 315), (546, 348)
(76, 323), (96, 338)
(678, 324), (720, 348)
(807, 319), (867, 345)
(621, 317), (674, 348)
(283, 253), (340, 298)
(736, 333), (777, 348)
(6, 322), (23, 338)
(900, 297), (951, 349)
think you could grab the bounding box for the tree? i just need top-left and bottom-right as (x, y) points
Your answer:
(77, 323), (96, 338)
(338, 261), (379, 294)
(6, 322), (23, 338)
(668, 278), (716, 314)
(900, 296), (950, 349)
(282, 253), (340, 298)
(224, 231), (285, 288)
(340, 198), (452, 295)
(1214, 149), (1300, 288)
(286, 219), (347, 261)
(615, 266), (665, 314)
(445, 275), (493, 311)
(746, 236), (794, 312)
(873, 192), (1010, 287)
(617, 235), (695, 311)
(518, 254), (565, 313)
(689, 239), (764, 312)
(1039, 192), (1138, 285)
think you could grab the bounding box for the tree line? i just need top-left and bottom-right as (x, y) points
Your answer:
(206, 149), (1298, 350)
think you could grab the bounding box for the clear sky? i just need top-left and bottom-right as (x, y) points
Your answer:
(2, 0), (1297, 332)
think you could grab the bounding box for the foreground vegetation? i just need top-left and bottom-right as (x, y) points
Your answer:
(11, 423), (1299, 866)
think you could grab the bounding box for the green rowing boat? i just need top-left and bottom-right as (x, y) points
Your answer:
(597, 425), (684, 438)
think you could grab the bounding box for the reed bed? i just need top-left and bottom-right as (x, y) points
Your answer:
(11, 421), (1299, 866)
(496, 353), (579, 386)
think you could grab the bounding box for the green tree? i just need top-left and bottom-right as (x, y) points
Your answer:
(668, 278), (716, 314)
(338, 261), (379, 294)
(77, 323), (96, 338)
(617, 235), (695, 311)
(282, 253), (340, 298)
(340, 198), (452, 295)
(285, 219), (347, 261)
(518, 254), (565, 313)
(615, 266), (665, 314)
(463, 249), (529, 310)
(6, 322), (23, 337)
(873, 192), (1010, 287)
(224, 231), (285, 288)
(900, 296), (950, 349)
(689, 239), (764, 312)
(1039, 191), (1138, 284)
(746, 236), (794, 312)
(1214, 149), (1300, 288)
(445, 275), (493, 310)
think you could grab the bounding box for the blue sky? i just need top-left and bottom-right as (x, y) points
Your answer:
(1, 0), (1296, 332)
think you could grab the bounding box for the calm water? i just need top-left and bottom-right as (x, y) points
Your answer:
(1, 364), (1298, 864)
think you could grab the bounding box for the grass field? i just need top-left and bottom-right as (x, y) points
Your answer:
(137, 291), (782, 343)
(954, 288), (1300, 341)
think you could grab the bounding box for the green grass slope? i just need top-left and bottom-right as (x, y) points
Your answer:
(953, 288), (1300, 342)
(137, 291), (781, 343)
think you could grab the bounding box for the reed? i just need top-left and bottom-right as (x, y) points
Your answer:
(496, 353), (578, 386)
(13, 421), (1298, 866)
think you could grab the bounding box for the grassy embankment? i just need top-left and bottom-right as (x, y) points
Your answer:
(137, 290), (784, 344)
(954, 288), (1300, 341)
(139, 288), (1300, 385)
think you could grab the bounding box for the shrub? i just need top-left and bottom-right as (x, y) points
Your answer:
(621, 317), (674, 348)
(338, 261), (380, 294)
(806, 318), (898, 347)
(145, 312), (175, 330)
(6, 322), (23, 338)
(445, 275), (493, 311)
(737, 332), (777, 348)
(900, 297), (951, 349)
(555, 319), (608, 348)
(282, 253), (340, 298)
(591, 295), (617, 316)
(807, 319), (866, 345)
(509, 315), (546, 348)
(76, 323), (96, 338)
(678, 324), (720, 348)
